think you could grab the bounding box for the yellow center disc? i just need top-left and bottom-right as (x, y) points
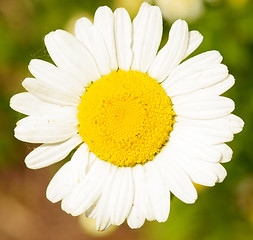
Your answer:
(78, 70), (175, 167)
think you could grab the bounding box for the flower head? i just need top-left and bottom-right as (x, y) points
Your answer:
(10, 2), (244, 230)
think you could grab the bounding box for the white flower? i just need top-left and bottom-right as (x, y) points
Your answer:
(10, 2), (243, 231)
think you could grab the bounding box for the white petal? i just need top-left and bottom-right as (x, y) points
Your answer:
(172, 74), (235, 100)
(173, 96), (235, 120)
(165, 64), (229, 97)
(25, 134), (82, 169)
(181, 50), (223, 68)
(144, 161), (170, 222)
(131, 2), (162, 72)
(22, 78), (80, 106)
(114, 8), (132, 71)
(172, 121), (233, 144)
(210, 163), (227, 183)
(162, 50), (223, 90)
(46, 161), (74, 203)
(10, 92), (58, 115)
(15, 114), (78, 144)
(184, 30), (203, 58)
(175, 116), (234, 131)
(97, 221), (111, 232)
(10, 92), (79, 116)
(94, 165), (118, 231)
(86, 151), (96, 172)
(44, 30), (100, 86)
(127, 165), (149, 229)
(225, 114), (244, 134)
(148, 19), (188, 82)
(75, 17), (111, 76)
(216, 144), (233, 163)
(175, 153), (218, 187)
(70, 143), (90, 180)
(94, 6), (118, 70)
(181, 50), (223, 69)
(169, 141), (225, 186)
(155, 146), (197, 203)
(193, 74), (235, 97)
(174, 117), (234, 144)
(46, 143), (89, 203)
(110, 168), (134, 225)
(29, 59), (84, 96)
(169, 130), (221, 163)
(85, 203), (97, 219)
(61, 159), (111, 216)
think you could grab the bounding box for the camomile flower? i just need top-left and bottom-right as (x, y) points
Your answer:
(10, 2), (243, 231)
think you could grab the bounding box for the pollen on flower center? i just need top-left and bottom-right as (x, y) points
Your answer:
(77, 70), (175, 167)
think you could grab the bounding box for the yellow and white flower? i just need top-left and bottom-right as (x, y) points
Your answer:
(10, 2), (243, 230)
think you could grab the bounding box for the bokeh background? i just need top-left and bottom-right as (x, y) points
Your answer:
(0, 0), (252, 239)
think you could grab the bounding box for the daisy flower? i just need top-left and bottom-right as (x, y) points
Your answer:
(10, 2), (244, 231)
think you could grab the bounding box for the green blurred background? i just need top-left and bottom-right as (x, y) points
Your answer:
(0, 0), (252, 239)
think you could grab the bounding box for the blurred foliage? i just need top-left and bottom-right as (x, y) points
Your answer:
(0, 0), (253, 239)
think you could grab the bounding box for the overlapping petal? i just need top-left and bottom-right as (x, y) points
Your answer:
(10, 92), (77, 116)
(114, 8), (133, 71)
(46, 143), (89, 202)
(25, 135), (82, 169)
(148, 19), (189, 82)
(131, 2), (163, 72)
(22, 78), (80, 106)
(45, 30), (101, 86)
(75, 17), (111, 76)
(61, 159), (111, 217)
(94, 6), (118, 71)
(15, 114), (78, 144)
